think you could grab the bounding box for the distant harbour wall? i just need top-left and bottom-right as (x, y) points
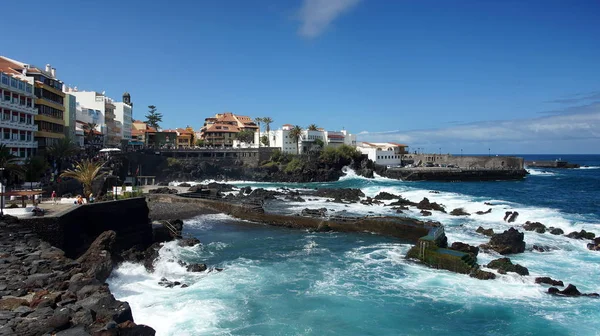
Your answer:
(402, 154), (524, 170)
(525, 160), (580, 168)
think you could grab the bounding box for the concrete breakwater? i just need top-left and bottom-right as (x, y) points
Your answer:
(525, 160), (580, 169)
(383, 167), (528, 181)
(147, 193), (441, 242)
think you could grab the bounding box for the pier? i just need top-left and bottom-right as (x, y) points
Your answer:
(525, 160), (580, 169)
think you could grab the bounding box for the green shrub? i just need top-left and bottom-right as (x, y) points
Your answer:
(167, 157), (181, 168)
(284, 158), (304, 173)
(271, 150), (293, 164)
(320, 145), (362, 166)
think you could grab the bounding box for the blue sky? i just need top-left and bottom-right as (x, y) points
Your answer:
(3, 0), (599, 153)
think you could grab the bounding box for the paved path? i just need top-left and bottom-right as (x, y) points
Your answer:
(37, 201), (78, 217)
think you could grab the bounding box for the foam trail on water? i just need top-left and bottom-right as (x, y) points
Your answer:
(526, 169), (556, 176)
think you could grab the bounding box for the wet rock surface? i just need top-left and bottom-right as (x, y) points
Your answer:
(486, 257), (529, 275)
(476, 226), (494, 237)
(523, 221), (547, 233)
(0, 217), (155, 336)
(547, 284), (599, 297)
(469, 269), (496, 280)
(315, 188), (365, 202)
(416, 197), (446, 213)
(449, 208), (470, 216)
(450, 242), (479, 256)
(566, 230), (595, 240)
(480, 227), (526, 254)
(535, 277), (564, 287)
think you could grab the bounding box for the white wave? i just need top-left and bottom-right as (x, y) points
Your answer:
(578, 166), (600, 170)
(526, 169), (556, 176)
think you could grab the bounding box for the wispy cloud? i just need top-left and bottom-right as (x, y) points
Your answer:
(297, 0), (361, 38)
(358, 102), (600, 153)
(546, 91), (600, 105)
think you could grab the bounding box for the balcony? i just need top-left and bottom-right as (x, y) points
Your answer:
(0, 99), (37, 115)
(0, 119), (38, 131)
(0, 139), (38, 148)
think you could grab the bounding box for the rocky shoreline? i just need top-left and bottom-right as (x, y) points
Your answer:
(0, 216), (155, 336)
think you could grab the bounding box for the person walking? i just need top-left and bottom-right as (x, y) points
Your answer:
(51, 191), (57, 205)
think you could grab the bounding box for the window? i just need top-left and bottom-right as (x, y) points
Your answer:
(26, 132), (32, 141)
(26, 84), (32, 93)
(26, 115), (32, 124)
(3, 129), (9, 139)
(10, 78), (17, 88)
(1, 74), (8, 85)
(18, 82), (24, 91)
(19, 114), (25, 123)
(20, 131), (25, 141)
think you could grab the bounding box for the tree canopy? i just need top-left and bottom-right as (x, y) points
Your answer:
(236, 130), (255, 143)
(289, 125), (303, 155)
(145, 105), (163, 130)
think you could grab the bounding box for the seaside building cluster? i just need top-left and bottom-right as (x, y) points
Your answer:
(0, 55), (133, 157)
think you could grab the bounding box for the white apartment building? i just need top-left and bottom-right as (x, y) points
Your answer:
(74, 103), (103, 148)
(113, 102), (132, 141)
(0, 71), (38, 159)
(65, 89), (106, 138)
(267, 124), (357, 154)
(357, 142), (409, 166)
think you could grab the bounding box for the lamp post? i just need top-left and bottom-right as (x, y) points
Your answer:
(488, 148), (491, 157)
(0, 167), (5, 216)
(460, 149), (463, 157)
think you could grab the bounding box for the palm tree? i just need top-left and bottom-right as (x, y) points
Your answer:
(289, 125), (303, 155)
(83, 122), (98, 145)
(47, 137), (79, 173)
(0, 144), (24, 188)
(24, 156), (48, 190)
(60, 159), (107, 201)
(254, 117), (263, 147)
(307, 124), (319, 131)
(262, 117), (273, 146)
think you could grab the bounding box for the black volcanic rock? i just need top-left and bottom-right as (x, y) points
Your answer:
(535, 277), (564, 287)
(483, 227), (526, 254)
(374, 192), (400, 200)
(316, 188), (365, 202)
(566, 230), (595, 240)
(450, 208), (470, 216)
(476, 226), (494, 237)
(450, 242), (479, 256)
(417, 197), (446, 212)
(523, 221), (547, 233)
(486, 257), (529, 275)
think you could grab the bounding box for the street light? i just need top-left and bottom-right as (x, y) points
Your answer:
(488, 148), (491, 157)
(0, 167), (5, 216)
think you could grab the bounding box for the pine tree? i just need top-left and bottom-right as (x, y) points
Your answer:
(145, 105), (163, 130)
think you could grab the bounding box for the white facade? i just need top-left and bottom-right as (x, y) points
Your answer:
(113, 102), (132, 140)
(0, 71), (38, 158)
(357, 142), (408, 166)
(267, 124), (357, 154)
(66, 90), (106, 136)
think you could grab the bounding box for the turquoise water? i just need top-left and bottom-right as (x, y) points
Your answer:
(109, 155), (600, 335)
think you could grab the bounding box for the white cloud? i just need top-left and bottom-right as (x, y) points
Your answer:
(358, 102), (600, 153)
(298, 0), (361, 38)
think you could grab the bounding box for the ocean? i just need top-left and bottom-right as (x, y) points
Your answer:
(108, 154), (600, 336)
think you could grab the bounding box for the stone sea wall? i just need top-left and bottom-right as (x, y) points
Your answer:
(20, 198), (152, 259)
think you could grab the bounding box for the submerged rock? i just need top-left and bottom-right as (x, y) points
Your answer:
(416, 197), (446, 213)
(470, 269), (496, 280)
(186, 263), (207, 272)
(476, 226), (494, 237)
(523, 221), (546, 233)
(475, 209), (492, 215)
(486, 257), (529, 275)
(535, 277), (564, 287)
(374, 192), (400, 200)
(566, 230), (595, 240)
(549, 228), (564, 235)
(420, 210), (432, 216)
(315, 188), (365, 202)
(449, 208), (470, 216)
(547, 284), (598, 297)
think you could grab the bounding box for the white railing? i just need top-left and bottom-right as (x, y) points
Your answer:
(0, 119), (38, 131)
(0, 99), (37, 114)
(0, 140), (38, 148)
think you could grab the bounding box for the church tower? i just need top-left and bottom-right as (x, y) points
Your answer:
(123, 92), (132, 106)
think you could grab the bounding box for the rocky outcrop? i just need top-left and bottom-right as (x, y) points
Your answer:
(480, 228), (526, 255)
(475, 209), (492, 215)
(449, 208), (470, 216)
(503, 211), (519, 223)
(0, 219), (155, 335)
(186, 264), (207, 272)
(486, 257), (529, 275)
(374, 192), (400, 200)
(532, 245), (552, 252)
(469, 269), (496, 280)
(148, 187), (179, 194)
(248, 188), (280, 201)
(420, 210), (432, 216)
(301, 208), (328, 217)
(587, 237), (600, 251)
(548, 284), (599, 297)
(535, 277), (564, 286)
(416, 198), (446, 213)
(523, 221), (546, 233)
(476, 226), (494, 237)
(315, 188), (365, 202)
(387, 198), (417, 207)
(566, 230), (595, 240)
(450, 242), (479, 256)
(76, 231), (119, 282)
(549, 228), (564, 235)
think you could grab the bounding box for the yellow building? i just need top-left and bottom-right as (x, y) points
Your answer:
(176, 126), (194, 147)
(0, 57), (65, 151)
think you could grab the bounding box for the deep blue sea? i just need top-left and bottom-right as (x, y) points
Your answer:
(108, 154), (600, 336)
